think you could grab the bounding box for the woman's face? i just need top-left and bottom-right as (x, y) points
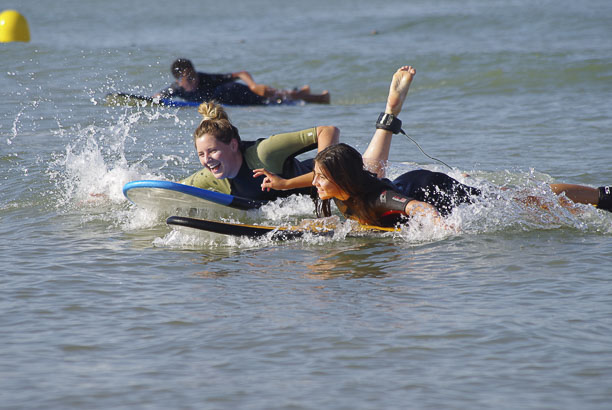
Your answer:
(312, 163), (349, 200)
(195, 133), (242, 179)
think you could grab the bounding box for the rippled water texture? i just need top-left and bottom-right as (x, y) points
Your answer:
(2, 0), (612, 408)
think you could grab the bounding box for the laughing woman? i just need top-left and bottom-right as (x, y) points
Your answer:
(180, 102), (339, 201)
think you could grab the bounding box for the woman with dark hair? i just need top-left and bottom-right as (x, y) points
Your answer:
(310, 143), (480, 226)
(256, 66), (612, 227)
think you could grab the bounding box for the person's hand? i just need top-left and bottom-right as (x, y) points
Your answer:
(405, 200), (457, 231)
(253, 168), (287, 191)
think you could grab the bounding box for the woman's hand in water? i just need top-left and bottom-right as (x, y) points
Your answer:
(405, 200), (458, 231)
(253, 168), (288, 191)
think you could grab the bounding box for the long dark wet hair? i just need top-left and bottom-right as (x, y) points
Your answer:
(314, 143), (397, 224)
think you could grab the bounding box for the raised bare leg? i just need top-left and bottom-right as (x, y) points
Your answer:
(363, 66), (416, 177)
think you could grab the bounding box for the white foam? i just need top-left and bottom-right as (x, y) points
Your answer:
(51, 110), (612, 248)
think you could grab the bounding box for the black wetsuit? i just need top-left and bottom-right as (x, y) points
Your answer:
(159, 72), (268, 105)
(180, 128), (319, 200)
(335, 169), (481, 227)
(229, 151), (314, 201)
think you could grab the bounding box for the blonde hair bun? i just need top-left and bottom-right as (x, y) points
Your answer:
(198, 102), (229, 122)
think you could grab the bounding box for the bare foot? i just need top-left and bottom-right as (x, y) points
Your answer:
(317, 90), (330, 104)
(385, 65), (416, 115)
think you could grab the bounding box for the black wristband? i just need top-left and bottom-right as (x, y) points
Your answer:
(375, 112), (402, 134)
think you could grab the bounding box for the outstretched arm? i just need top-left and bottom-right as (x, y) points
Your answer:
(232, 70), (277, 98)
(231, 70), (257, 87)
(316, 125), (340, 151)
(253, 168), (313, 191)
(363, 66), (416, 178)
(253, 125), (339, 191)
(405, 200), (449, 228)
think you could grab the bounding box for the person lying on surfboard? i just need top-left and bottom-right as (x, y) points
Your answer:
(153, 58), (330, 106)
(254, 65), (612, 227)
(179, 101), (339, 201)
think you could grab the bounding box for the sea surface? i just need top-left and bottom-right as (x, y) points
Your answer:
(2, 0), (612, 409)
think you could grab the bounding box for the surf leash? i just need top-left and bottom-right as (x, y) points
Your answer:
(376, 112), (453, 170)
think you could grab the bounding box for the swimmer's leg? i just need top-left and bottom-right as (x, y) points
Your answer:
(549, 183), (612, 212)
(550, 184), (599, 206)
(300, 90), (330, 104)
(363, 66), (416, 177)
(289, 85), (330, 104)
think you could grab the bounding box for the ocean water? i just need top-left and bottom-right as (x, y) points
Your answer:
(2, 0), (612, 408)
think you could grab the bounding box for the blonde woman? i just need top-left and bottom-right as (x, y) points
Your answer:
(180, 101), (339, 200)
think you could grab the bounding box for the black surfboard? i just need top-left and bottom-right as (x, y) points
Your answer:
(166, 216), (397, 240)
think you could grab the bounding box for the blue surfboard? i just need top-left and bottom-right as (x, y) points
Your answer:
(123, 180), (266, 211)
(106, 93), (200, 107)
(106, 92), (299, 108)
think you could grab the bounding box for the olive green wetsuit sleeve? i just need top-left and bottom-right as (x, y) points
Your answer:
(179, 168), (232, 194)
(243, 127), (318, 174)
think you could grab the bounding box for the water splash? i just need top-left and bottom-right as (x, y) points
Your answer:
(52, 119), (152, 207)
(7, 100), (41, 146)
(45, 105), (190, 232)
(155, 166), (612, 248)
(47, 107), (611, 248)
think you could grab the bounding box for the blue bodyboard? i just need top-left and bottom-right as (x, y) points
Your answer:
(123, 180), (266, 211)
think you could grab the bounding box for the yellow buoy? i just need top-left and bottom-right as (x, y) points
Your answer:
(0, 10), (31, 43)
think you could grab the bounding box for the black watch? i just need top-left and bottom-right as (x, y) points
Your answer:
(375, 112), (402, 134)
